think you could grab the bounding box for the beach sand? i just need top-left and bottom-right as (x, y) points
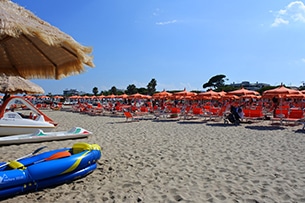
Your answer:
(1, 109), (305, 202)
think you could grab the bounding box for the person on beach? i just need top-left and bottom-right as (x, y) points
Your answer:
(226, 105), (243, 124)
(236, 106), (244, 120)
(272, 96), (279, 117)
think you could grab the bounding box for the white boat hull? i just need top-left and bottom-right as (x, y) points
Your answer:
(0, 125), (54, 136)
(0, 127), (91, 145)
(0, 112), (55, 136)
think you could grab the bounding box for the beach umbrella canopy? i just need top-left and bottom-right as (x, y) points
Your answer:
(97, 95), (105, 100)
(129, 93), (145, 99)
(117, 93), (129, 99)
(219, 91), (227, 96)
(0, 73), (44, 94)
(172, 88), (197, 100)
(173, 88), (197, 96)
(239, 94), (261, 99)
(221, 94), (240, 100)
(227, 87), (260, 96)
(152, 90), (172, 99)
(285, 93), (305, 99)
(69, 95), (81, 99)
(105, 94), (117, 99)
(262, 85), (301, 98)
(0, 0), (94, 79)
(197, 90), (221, 100)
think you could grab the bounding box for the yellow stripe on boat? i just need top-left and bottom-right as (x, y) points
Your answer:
(61, 151), (90, 174)
(60, 143), (101, 174)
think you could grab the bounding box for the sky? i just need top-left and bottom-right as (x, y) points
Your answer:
(11, 0), (305, 95)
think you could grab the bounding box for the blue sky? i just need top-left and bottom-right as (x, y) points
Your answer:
(12, 0), (305, 95)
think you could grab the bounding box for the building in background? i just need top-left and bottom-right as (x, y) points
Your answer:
(230, 81), (270, 91)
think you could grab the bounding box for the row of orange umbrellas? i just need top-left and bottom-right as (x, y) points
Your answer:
(153, 86), (305, 101)
(152, 88), (260, 100)
(94, 86), (305, 101)
(68, 93), (153, 100)
(19, 86), (305, 102)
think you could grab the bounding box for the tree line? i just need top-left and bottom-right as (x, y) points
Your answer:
(92, 79), (157, 96)
(90, 74), (305, 96)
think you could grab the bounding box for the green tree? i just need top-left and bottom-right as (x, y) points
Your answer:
(116, 89), (125, 95)
(92, 87), (99, 96)
(110, 86), (117, 95)
(138, 87), (148, 95)
(203, 74), (227, 90)
(147, 78), (157, 95)
(126, 84), (137, 95)
(217, 85), (237, 92)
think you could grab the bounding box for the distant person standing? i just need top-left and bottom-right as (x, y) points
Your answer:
(272, 96), (279, 117)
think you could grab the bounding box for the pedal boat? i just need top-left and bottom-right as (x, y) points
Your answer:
(0, 127), (92, 145)
(0, 96), (56, 136)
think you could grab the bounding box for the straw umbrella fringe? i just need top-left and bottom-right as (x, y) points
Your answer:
(0, 0), (94, 79)
(0, 74), (44, 94)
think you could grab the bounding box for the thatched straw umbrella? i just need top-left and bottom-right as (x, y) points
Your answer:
(0, 0), (94, 79)
(0, 73), (44, 94)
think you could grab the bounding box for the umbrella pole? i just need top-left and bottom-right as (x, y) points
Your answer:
(280, 97), (283, 125)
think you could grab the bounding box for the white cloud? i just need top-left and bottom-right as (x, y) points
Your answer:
(271, 17), (289, 27)
(271, 1), (305, 27)
(301, 58), (305, 63)
(156, 20), (177, 25)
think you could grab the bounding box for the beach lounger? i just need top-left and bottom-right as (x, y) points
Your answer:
(88, 103), (104, 116)
(242, 108), (265, 122)
(271, 108), (289, 125)
(123, 111), (140, 122)
(284, 108), (304, 126)
(191, 107), (205, 119)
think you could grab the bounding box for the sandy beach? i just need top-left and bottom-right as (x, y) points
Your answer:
(1, 109), (305, 202)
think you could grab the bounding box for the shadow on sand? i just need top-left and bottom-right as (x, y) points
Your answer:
(294, 129), (305, 134)
(206, 123), (239, 127)
(245, 125), (285, 131)
(177, 120), (208, 124)
(152, 118), (180, 122)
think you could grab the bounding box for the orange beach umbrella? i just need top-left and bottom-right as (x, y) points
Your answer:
(197, 90), (221, 100)
(172, 88), (197, 100)
(153, 90), (172, 99)
(227, 87), (260, 96)
(262, 85), (301, 98)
